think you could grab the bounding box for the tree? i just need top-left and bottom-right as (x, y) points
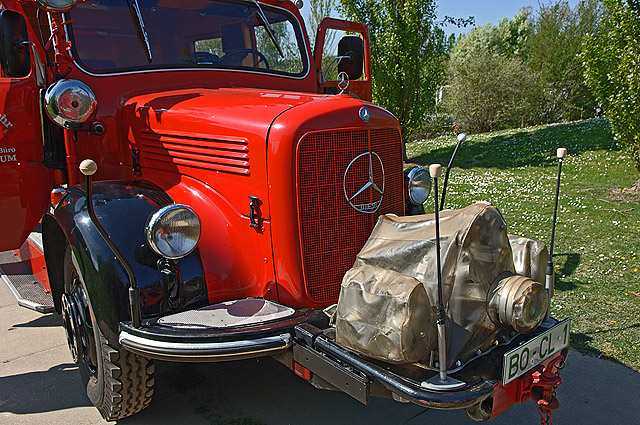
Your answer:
(494, 7), (533, 59)
(305, 0), (336, 50)
(445, 2), (603, 133)
(255, 21), (304, 74)
(528, 0), (601, 123)
(582, 0), (640, 181)
(338, 0), (454, 144)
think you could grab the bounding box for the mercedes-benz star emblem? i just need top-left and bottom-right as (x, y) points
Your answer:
(337, 71), (350, 94)
(359, 107), (371, 122)
(343, 151), (385, 214)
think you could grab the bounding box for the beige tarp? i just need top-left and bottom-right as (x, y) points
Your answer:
(336, 202), (546, 367)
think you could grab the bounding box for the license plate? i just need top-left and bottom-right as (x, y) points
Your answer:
(502, 319), (570, 385)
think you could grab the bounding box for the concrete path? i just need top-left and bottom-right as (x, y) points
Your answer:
(1, 280), (639, 425)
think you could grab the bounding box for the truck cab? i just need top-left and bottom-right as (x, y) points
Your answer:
(0, 0), (568, 422)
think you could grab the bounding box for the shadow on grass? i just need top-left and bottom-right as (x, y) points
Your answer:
(409, 119), (615, 169)
(571, 323), (640, 367)
(552, 252), (586, 291)
(553, 252), (583, 291)
(555, 279), (585, 292)
(570, 332), (599, 357)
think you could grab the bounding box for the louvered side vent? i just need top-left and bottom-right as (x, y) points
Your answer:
(138, 130), (250, 175)
(297, 128), (404, 304)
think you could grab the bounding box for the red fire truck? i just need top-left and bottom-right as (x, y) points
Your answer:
(0, 0), (568, 422)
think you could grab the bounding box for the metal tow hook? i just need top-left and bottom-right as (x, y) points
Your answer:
(530, 355), (565, 425)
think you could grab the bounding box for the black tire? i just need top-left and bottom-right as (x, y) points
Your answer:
(93, 333), (155, 420)
(61, 244), (155, 420)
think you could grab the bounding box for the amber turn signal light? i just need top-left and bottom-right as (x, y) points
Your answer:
(50, 187), (67, 207)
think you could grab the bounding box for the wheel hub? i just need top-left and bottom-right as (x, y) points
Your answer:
(61, 292), (84, 363)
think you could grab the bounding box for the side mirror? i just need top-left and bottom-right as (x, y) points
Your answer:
(337, 35), (363, 81)
(0, 10), (30, 78)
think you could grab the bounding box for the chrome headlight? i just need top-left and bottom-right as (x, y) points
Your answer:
(488, 273), (548, 334)
(34, 0), (81, 13)
(44, 79), (97, 129)
(145, 205), (201, 259)
(405, 166), (431, 206)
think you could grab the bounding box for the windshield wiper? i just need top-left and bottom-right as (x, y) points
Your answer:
(126, 0), (153, 63)
(251, 0), (284, 58)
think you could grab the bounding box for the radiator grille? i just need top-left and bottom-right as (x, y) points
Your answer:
(297, 128), (404, 303)
(139, 130), (250, 175)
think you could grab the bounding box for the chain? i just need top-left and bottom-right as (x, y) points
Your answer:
(539, 407), (552, 425)
(556, 355), (566, 371)
(537, 385), (557, 425)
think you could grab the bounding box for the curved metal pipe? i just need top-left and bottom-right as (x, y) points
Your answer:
(440, 133), (466, 211)
(81, 160), (141, 328)
(545, 148), (567, 322)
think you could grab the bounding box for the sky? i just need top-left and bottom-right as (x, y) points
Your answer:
(300, 0), (584, 37)
(436, 0), (583, 36)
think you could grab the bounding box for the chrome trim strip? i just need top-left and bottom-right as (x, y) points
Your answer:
(119, 331), (292, 359)
(71, 62), (311, 80)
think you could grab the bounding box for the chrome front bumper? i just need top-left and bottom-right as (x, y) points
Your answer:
(118, 298), (319, 362)
(119, 330), (292, 362)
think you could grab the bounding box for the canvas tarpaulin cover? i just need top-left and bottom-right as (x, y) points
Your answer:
(336, 202), (525, 367)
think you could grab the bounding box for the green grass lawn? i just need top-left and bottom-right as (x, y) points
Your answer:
(406, 118), (640, 370)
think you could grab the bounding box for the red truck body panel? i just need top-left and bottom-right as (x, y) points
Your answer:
(0, 0), (56, 250)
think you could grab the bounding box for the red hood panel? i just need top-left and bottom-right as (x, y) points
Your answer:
(122, 87), (323, 208)
(123, 88), (321, 140)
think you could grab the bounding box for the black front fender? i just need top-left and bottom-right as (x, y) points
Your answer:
(47, 180), (207, 345)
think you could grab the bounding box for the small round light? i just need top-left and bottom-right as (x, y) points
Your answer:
(33, 0), (81, 13)
(50, 188), (66, 207)
(488, 273), (549, 334)
(146, 205), (201, 259)
(405, 166), (432, 206)
(44, 79), (97, 129)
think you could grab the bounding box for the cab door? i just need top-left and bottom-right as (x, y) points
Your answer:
(0, 8), (56, 250)
(314, 18), (372, 101)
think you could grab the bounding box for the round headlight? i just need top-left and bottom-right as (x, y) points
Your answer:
(405, 166), (432, 206)
(146, 205), (201, 259)
(488, 273), (549, 334)
(44, 79), (98, 129)
(34, 0), (81, 13)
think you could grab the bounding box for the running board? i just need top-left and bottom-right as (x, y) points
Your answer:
(0, 249), (54, 313)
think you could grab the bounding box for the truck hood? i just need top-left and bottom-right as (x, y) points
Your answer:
(121, 86), (325, 211)
(121, 87), (327, 304)
(122, 87), (323, 142)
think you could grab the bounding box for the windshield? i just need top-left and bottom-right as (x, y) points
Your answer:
(67, 0), (308, 76)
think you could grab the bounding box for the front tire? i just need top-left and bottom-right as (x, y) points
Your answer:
(61, 244), (154, 420)
(93, 334), (155, 420)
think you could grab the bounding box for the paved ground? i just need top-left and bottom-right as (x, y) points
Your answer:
(1, 280), (639, 425)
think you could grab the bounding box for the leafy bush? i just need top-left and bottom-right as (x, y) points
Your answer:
(445, 1), (602, 133)
(444, 22), (542, 133)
